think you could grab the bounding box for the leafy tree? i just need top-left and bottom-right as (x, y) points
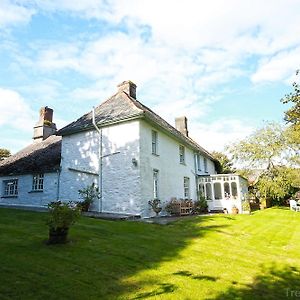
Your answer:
(227, 123), (299, 203)
(0, 148), (10, 161)
(211, 151), (235, 174)
(281, 70), (300, 125)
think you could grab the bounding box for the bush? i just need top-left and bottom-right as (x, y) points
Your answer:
(165, 199), (181, 216)
(78, 183), (100, 212)
(47, 201), (81, 230)
(193, 197), (208, 214)
(242, 200), (251, 212)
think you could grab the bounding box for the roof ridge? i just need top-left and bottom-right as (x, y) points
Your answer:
(120, 91), (145, 114)
(123, 93), (215, 160)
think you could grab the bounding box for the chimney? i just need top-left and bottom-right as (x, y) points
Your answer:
(117, 80), (137, 99)
(175, 116), (189, 137)
(33, 106), (57, 142)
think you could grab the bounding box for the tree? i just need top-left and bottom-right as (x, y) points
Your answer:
(227, 123), (299, 204)
(281, 70), (300, 126)
(0, 148), (11, 161)
(211, 151), (235, 174)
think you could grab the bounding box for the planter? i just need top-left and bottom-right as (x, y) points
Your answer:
(153, 207), (162, 217)
(48, 227), (69, 244)
(231, 207), (239, 215)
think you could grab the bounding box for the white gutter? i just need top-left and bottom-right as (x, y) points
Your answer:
(92, 107), (103, 213)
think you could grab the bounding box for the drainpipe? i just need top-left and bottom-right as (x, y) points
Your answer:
(92, 107), (103, 213)
(56, 167), (61, 201)
(194, 152), (199, 200)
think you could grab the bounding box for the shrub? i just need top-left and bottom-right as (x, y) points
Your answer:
(165, 199), (180, 216)
(78, 183), (100, 212)
(47, 201), (81, 230)
(242, 200), (251, 212)
(193, 193), (208, 214)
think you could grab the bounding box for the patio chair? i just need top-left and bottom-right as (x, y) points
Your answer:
(289, 200), (300, 212)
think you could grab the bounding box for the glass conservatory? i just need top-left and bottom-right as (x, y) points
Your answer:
(198, 174), (248, 213)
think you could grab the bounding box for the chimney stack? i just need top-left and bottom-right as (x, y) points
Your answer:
(117, 80), (137, 99)
(33, 106), (57, 142)
(175, 116), (189, 137)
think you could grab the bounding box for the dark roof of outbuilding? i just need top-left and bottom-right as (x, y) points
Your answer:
(58, 91), (216, 161)
(0, 135), (61, 176)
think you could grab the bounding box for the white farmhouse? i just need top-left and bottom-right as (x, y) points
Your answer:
(0, 81), (248, 216)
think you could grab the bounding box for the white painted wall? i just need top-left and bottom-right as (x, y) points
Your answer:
(0, 172), (59, 207)
(139, 120), (216, 217)
(59, 120), (141, 215)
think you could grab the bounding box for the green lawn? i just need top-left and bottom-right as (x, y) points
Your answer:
(1, 207), (300, 299)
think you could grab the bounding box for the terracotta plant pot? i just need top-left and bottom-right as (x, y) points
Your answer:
(48, 227), (69, 244)
(231, 207), (239, 215)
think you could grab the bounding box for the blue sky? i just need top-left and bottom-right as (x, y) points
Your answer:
(0, 0), (300, 153)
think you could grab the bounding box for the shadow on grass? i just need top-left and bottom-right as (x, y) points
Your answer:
(173, 270), (219, 282)
(132, 283), (177, 299)
(0, 208), (230, 300)
(213, 264), (300, 300)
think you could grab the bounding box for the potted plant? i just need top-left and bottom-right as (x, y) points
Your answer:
(148, 199), (162, 217)
(78, 183), (100, 212)
(231, 205), (239, 215)
(46, 201), (81, 244)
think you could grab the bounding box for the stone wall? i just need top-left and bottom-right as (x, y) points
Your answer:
(59, 120), (141, 215)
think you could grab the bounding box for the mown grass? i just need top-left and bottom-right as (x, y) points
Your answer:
(1, 207), (300, 299)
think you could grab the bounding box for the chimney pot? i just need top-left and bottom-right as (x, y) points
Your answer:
(117, 80), (137, 99)
(175, 116), (189, 137)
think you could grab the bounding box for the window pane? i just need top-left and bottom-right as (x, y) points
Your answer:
(153, 170), (159, 199)
(231, 182), (237, 198)
(179, 146), (185, 164)
(152, 130), (157, 154)
(214, 182), (222, 200)
(184, 177), (190, 199)
(224, 182), (230, 199)
(205, 183), (212, 200)
(204, 158), (208, 172)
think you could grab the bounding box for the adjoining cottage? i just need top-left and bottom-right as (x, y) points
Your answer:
(0, 81), (248, 216)
(0, 107), (61, 207)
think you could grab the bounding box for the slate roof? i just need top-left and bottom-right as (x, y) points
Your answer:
(0, 135), (61, 176)
(58, 91), (216, 161)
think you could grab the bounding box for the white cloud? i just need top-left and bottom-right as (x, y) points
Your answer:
(0, 87), (35, 132)
(0, 0), (35, 28)
(251, 46), (300, 83)
(189, 118), (255, 152)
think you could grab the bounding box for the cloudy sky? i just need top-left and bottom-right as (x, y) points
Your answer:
(0, 0), (299, 154)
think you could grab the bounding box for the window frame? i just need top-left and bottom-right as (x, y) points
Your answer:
(183, 177), (190, 199)
(3, 179), (18, 197)
(196, 154), (201, 171)
(204, 157), (208, 173)
(179, 145), (185, 164)
(151, 130), (158, 155)
(153, 169), (159, 199)
(32, 173), (44, 192)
